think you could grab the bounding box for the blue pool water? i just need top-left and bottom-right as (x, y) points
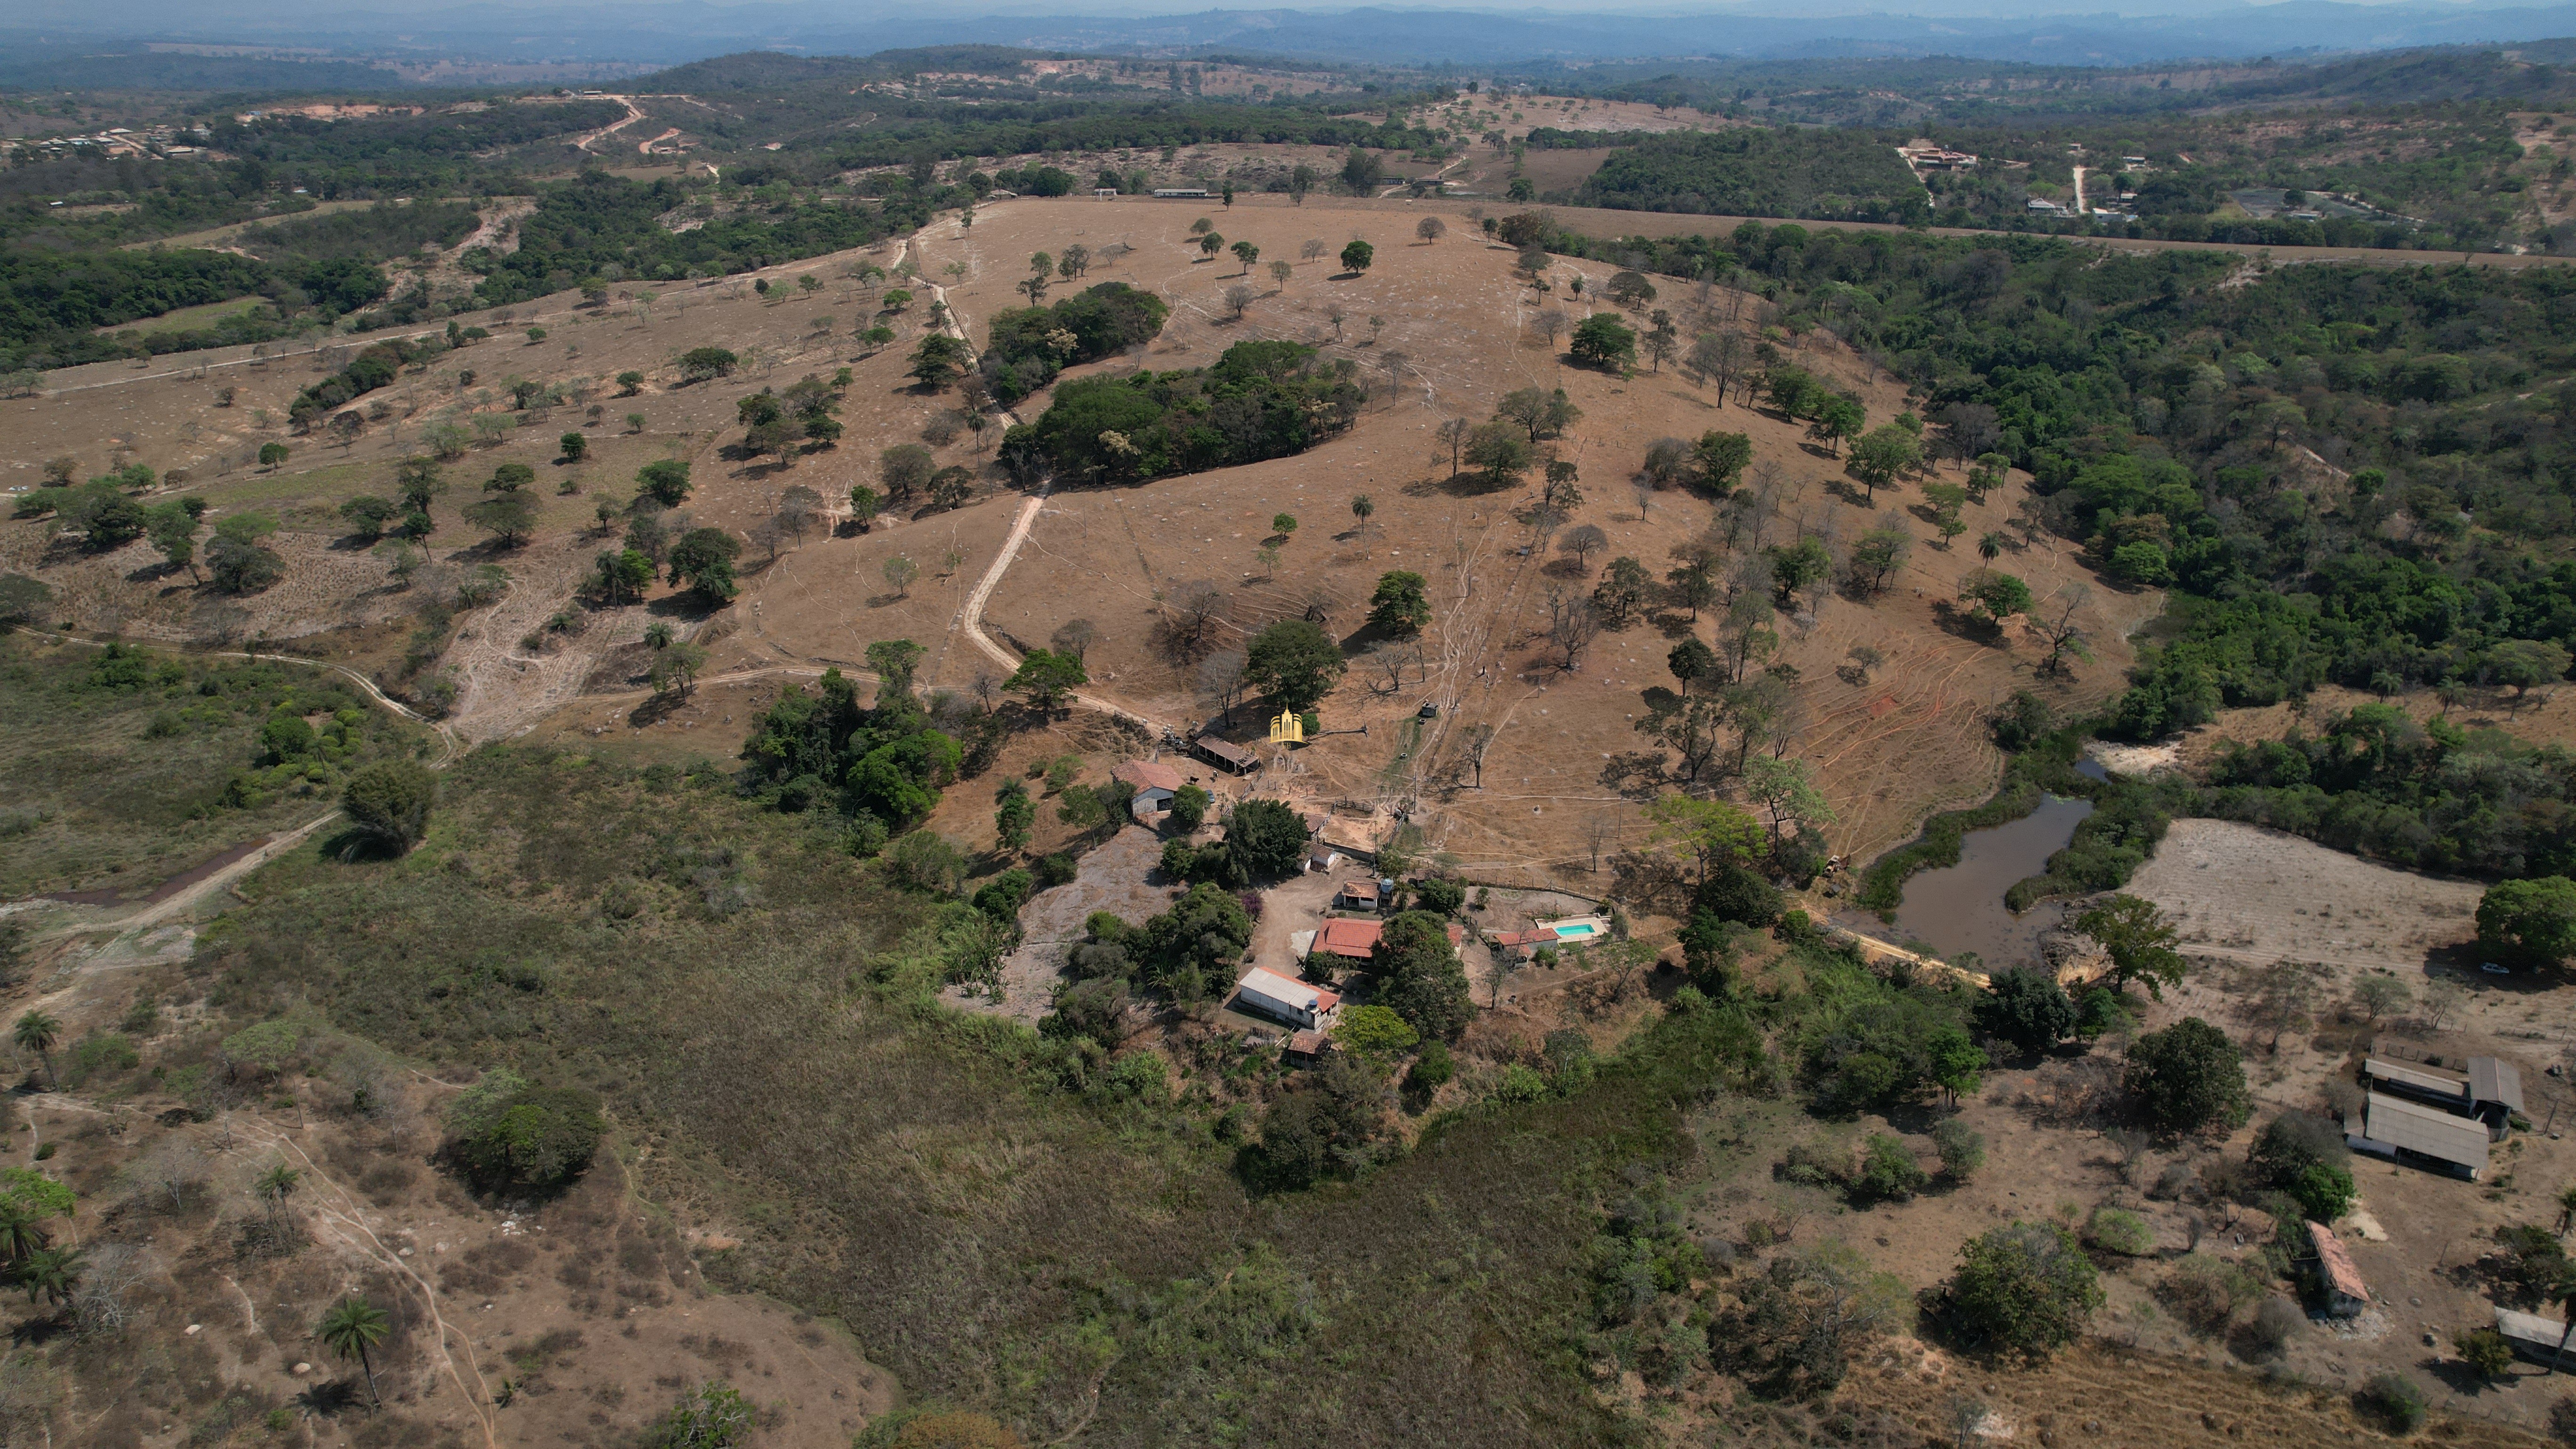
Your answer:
(1554, 922), (1601, 938)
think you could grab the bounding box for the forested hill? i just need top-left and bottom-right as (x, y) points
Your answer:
(1522, 210), (2576, 875)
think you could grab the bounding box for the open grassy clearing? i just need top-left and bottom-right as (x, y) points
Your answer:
(90, 296), (271, 338)
(0, 634), (426, 899)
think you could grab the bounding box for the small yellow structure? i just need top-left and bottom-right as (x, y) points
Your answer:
(1267, 709), (1305, 745)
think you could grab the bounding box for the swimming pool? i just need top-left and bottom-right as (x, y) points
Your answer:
(1554, 922), (1601, 939)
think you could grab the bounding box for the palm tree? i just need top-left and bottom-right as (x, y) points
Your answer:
(318, 1296), (391, 1408)
(1350, 493), (1374, 541)
(11, 1012), (57, 1090)
(0, 1201), (48, 1264)
(1978, 531), (2005, 564)
(17, 1246), (81, 1311)
(644, 621), (675, 650)
(255, 1164), (300, 1227)
(2548, 1262), (2576, 1373)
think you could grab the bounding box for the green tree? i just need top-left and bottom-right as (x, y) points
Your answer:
(1231, 240), (1261, 274)
(2250, 1111), (2357, 1221)
(1765, 536), (1832, 604)
(1980, 968), (2076, 1054)
(995, 780), (1036, 851)
(338, 495), (398, 544)
(1940, 1223), (2102, 1354)
(1645, 794), (1762, 886)
(636, 458), (692, 507)
(1570, 312), (1637, 371)
(594, 548), (654, 604)
(342, 761), (437, 853)
(1808, 396), (1865, 457)
(1848, 524), (1911, 595)
(2489, 638), (2572, 704)
(559, 431), (588, 462)
(1340, 239), (1374, 273)
(641, 1383), (756, 1449)
(258, 442), (290, 471)
(1368, 910), (1473, 1039)
(443, 1067), (604, 1191)
(1006, 648), (1089, 715)
(2124, 1017), (2250, 1134)
(12, 1012), (58, 1089)
(317, 1297), (391, 1409)
(1245, 619), (1346, 712)
(648, 641), (708, 698)
(667, 528), (742, 602)
(2073, 894), (2186, 998)
(1334, 1004), (1419, 1058)
(463, 491), (537, 546)
(145, 502), (200, 579)
(1692, 430), (1753, 494)
(908, 334), (972, 391)
(16, 1246), (81, 1312)
(880, 444), (937, 503)
(1368, 571), (1431, 637)
(1464, 423), (1534, 487)
(678, 346), (738, 383)
(1959, 570), (2033, 626)
(1844, 424), (1919, 501)
(2477, 875), (2576, 964)
(1224, 797), (1312, 878)
(255, 1162), (300, 1226)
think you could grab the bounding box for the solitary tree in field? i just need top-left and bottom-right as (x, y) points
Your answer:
(883, 555), (920, 598)
(1350, 493), (1375, 540)
(1416, 216), (1446, 243)
(318, 1296), (391, 1409)
(255, 1162), (300, 1227)
(1340, 239), (1374, 274)
(1268, 259), (1293, 290)
(2074, 894), (2186, 998)
(1231, 240), (1261, 274)
(12, 1012), (57, 1089)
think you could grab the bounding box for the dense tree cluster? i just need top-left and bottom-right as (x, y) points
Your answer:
(736, 643), (992, 841)
(1006, 338), (1365, 484)
(980, 281), (1170, 404)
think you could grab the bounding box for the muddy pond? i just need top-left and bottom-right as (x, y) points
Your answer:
(1889, 763), (2103, 970)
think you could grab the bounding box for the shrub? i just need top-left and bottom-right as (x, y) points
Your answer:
(1849, 1134), (1926, 1205)
(342, 761), (437, 853)
(2458, 1326), (2516, 1381)
(1932, 1119), (1985, 1180)
(2159, 1252), (2260, 1336)
(1404, 1039), (1453, 1096)
(2356, 1372), (2429, 1434)
(2245, 1296), (2305, 1359)
(2085, 1207), (2154, 1256)
(1940, 1222), (2102, 1353)
(443, 1068), (604, 1193)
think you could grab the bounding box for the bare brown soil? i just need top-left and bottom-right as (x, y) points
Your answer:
(2125, 818), (2487, 976)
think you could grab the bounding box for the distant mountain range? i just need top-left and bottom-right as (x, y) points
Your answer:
(11, 0), (2576, 76)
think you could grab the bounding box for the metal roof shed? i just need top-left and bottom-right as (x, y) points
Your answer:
(2354, 1091), (2489, 1179)
(2363, 1057), (2469, 1105)
(2468, 1056), (2524, 1112)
